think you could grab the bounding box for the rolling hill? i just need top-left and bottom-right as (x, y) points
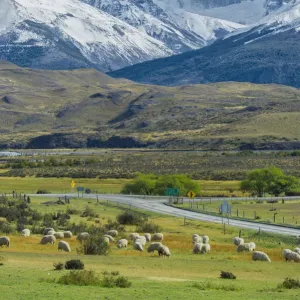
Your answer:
(1, 61), (300, 150)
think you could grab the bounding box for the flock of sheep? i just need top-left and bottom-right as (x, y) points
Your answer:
(1, 229), (300, 263)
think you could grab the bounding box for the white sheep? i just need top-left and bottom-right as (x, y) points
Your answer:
(54, 232), (64, 239)
(285, 252), (300, 263)
(158, 245), (171, 257)
(103, 237), (110, 244)
(21, 229), (30, 237)
(77, 232), (90, 242)
(192, 234), (200, 239)
(252, 251), (271, 262)
(103, 234), (115, 242)
(294, 248), (300, 255)
(58, 241), (71, 252)
(40, 235), (56, 245)
(46, 230), (55, 236)
(147, 242), (162, 253)
(43, 228), (55, 235)
(144, 233), (151, 242)
(0, 236), (10, 247)
(63, 231), (73, 238)
(200, 243), (211, 254)
(202, 235), (209, 244)
(237, 242), (255, 252)
(152, 233), (163, 241)
(193, 236), (203, 244)
(233, 237), (244, 246)
(193, 243), (203, 254)
(117, 239), (128, 248)
(135, 236), (146, 246)
(282, 249), (292, 259)
(106, 230), (118, 237)
(133, 241), (143, 251)
(128, 233), (139, 240)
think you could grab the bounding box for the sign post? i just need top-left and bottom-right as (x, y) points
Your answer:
(165, 188), (179, 204)
(77, 187), (84, 198)
(187, 191), (196, 208)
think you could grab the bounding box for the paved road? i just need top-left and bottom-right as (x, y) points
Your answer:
(33, 193), (300, 236)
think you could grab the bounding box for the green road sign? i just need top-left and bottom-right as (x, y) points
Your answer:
(77, 187), (84, 192)
(165, 188), (179, 196)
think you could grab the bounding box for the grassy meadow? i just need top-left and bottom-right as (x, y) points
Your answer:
(0, 197), (300, 299)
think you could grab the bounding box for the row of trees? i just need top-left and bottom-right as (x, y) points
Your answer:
(122, 173), (200, 196)
(241, 166), (299, 197)
(123, 167), (299, 197)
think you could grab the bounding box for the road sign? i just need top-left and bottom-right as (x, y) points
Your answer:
(187, 191), (196, 199)
(165, 188), (179, 196)
(219, 200), (231, 214)
(71, 180), (76, 188)
(77, 187), (84, 192)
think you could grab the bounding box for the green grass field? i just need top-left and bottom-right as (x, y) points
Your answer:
(0, 196), (300, 299)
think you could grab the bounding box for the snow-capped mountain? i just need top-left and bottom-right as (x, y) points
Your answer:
(154, 0), (296, 24)
(110, 1), (300, 88)
(81, 0), (244, 52)
(0, 0), (174, 72)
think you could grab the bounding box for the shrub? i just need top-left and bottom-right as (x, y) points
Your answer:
(192, 281), (239, 291)
(36, 189), (51, 194)
(80, 206), (98, 218)
(102, 271), (132, 288)
(53, 262), (64, 270)
(78, 236), (109, 256)
(220, 271), (236, 280)
(58, 270), (101, 286)
(136, 222), (162, 233)
(65, 260), (85, 270)
(117, 211), (147, 225)
(66, 208), (80, 215)
(279, 277), (300, 289)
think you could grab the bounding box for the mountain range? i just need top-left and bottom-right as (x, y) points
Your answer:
(110, 0), (300, 87)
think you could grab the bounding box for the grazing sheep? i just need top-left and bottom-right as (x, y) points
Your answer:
(249, 242), (256, 251)
(46, 230), (55, 236)
(63, 231), (73, 238)
(193, 243), (203, 254)
(54, 232), (64, 239)
(44, 228), (55, 235)
(200, 243), (211, 254)
(152, 233), (163, 241)
(106, 230), (118, 237)
(128, 233), (139, 241)
(40, 235), (56, 245)
(135, 236), (146, 245)
(233, 237), (244, 246)
(294, 248), (300, 255)
(282, 249), (292, 260)
(21, 229), (30, 237)
(0, 236), (10, 247)
(58, 241), (71, 252)
(133, 241), (143, 251)
(285, 252), (300, 263)
(144, 233), (151, 242)
(77, 232), (90, 242)
(147, 242), (162, 253)
(237, 242), (255, 252)
(192, 234), (200, 239)
(117, 239), (128, 248)
(252, 251), (271, 262)
(103, 235), (115, 242)
(193, 236), (203, 244)
(158, 245), (171, 257)
(103, 237), (110, 244)
(202, 235), (209, 244)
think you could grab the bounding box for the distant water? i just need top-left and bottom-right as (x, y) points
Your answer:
(0, 151), (21, 157)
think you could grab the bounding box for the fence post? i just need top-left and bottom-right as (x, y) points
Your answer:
(223, 223), (226, 235)
(239, 230), (242, 238)
(258, 227), (261, 241)
(237, 209), (239, 217)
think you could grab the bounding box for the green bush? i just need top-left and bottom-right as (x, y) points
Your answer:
(53, 262), (64, 270)
(193, 281), (239, 291)
(78, 236), (109, 255)
(65, 260), (84, 270)
(102, 271), (132, 288)
(117, 211), (147, 225)
(80, 206), (98, 218)
(58, 270), (101, 286)
(136, 222), (162, 233)
(279, 277), (300, 289)
(220, 271), (236, 280)
(36, 189), (50, 194)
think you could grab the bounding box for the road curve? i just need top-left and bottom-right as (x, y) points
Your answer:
(33, 193), (300, 236)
